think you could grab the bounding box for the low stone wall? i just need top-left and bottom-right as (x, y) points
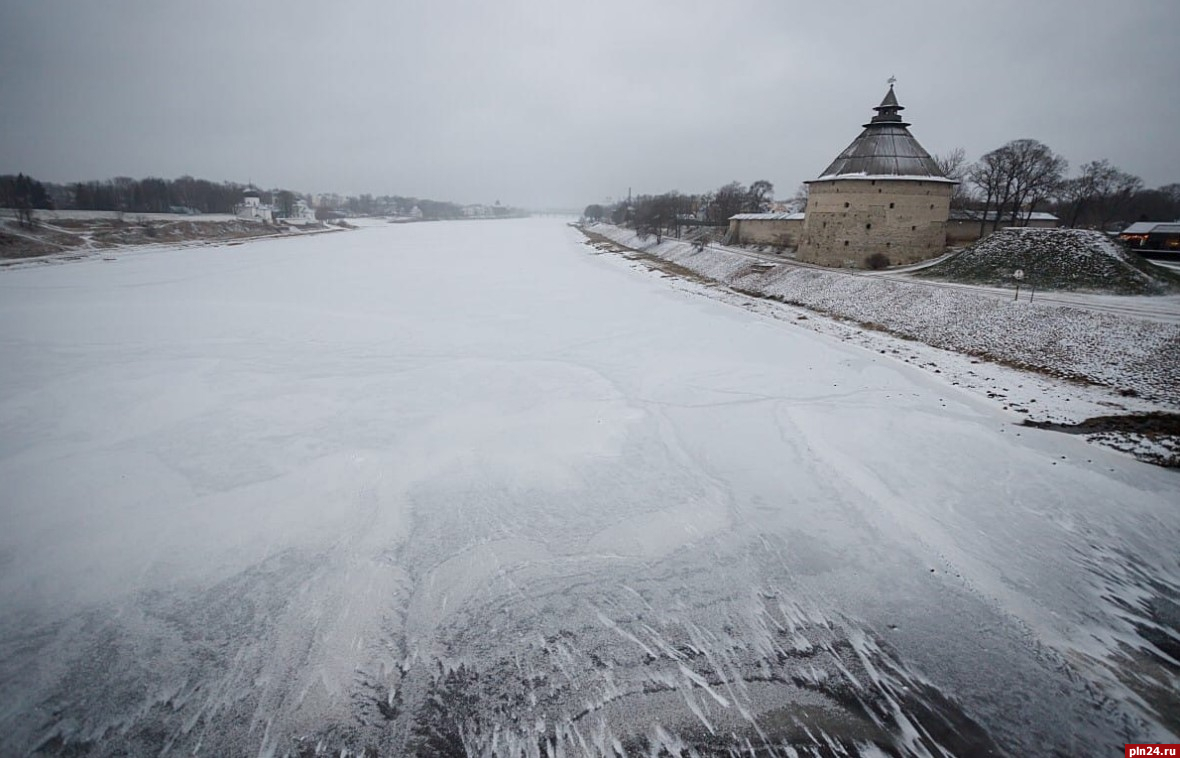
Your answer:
(727, 217), (802, 247)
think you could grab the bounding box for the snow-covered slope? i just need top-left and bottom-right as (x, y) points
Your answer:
(0, 212), (344, 263)
(916, 227), (1180, 294)
(589, 224), (1180, 407)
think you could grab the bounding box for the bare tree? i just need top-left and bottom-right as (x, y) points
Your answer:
(787, 183), (809, 213)
(2, 173), (50, 227)
(1055, 162), (1142, 229)
(633, 193), (681, 244)
(1126, 183), (1180, 223)
(275, 190), (297, 218)
(707, 181), (747, 224)
(746, 180), (774, 212)
(934, 147), (967, 179)
(1012, 141), (1068, 225)
(111, 176), (136, 212)
(15, 197), (34, 228)
(696, 191), (715, 221)
(969, 139), (1067, 233)
(967, 155), (1009, 237)
(934, 147), (972, 209)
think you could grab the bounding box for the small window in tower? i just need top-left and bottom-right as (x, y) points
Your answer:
(911, 225), (916, 231)
(886, 242), (891, 247)
(822, 222), (826, 228)
(871, 180), (876, 186)
(889, 202), (895, 209)
(878, 188), (882, 193)
(843, 240), (849, 246)
(866, 223), (872, 230)
(930, 204), (934, 209)
(844, 202), (849, 208)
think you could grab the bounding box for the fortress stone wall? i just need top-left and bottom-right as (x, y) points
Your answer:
(799, 179), (953, 266)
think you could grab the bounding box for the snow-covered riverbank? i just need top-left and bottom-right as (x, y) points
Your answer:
(584, 223), (1180, 405)
(0, 209), (350, 265)
(583, 223), (1180, 467)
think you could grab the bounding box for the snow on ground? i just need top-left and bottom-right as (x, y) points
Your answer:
(590, 225), (1180, 409)
(0, 212), (350, 269)
(913, 227), (1180, 295)
(0, 218), (1178, 756)
(874, 282), (1180, 325)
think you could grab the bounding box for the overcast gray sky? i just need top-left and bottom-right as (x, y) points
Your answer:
(2, 0), (1177, 209)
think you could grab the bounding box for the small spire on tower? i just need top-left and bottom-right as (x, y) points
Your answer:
(870, 81), (904, 124)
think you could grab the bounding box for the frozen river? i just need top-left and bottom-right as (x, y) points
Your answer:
(1, 218), (1177, 756)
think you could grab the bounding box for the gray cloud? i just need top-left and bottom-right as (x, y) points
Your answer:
(2, 0), (1177, 208)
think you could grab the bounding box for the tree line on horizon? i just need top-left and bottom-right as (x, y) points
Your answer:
(1, 174), (262, 218)
(0, 173), (484, 225)
(934, 141), (1179, 233)
(586, 142), (1179, 242)
(583, 179), (777, 243)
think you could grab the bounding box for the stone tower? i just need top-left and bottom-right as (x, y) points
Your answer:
(798, 85), (956, 267)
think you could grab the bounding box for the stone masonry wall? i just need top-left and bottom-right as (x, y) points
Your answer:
(798, 179), (953, 267)
(729, 218), (803, 247)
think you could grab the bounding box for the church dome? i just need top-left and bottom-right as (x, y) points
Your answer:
(814, 85), (953, 182)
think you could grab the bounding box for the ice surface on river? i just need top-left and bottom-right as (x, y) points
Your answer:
(0, 218), (1177, 756)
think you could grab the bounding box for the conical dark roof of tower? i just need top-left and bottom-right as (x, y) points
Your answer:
(813, 85), (953, 182)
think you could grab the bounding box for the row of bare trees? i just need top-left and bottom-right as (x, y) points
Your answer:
(328, 194), (471, 219)
(1, 172), (489, 223)
(591, 147), (1175, 243)
(967, 139), (1068, 229)
(936, 141), (1178, 232)
(1056, 160), (1149, 229)
(0, 174), (52, 227)
(586, 179), (775, 243)
(65, 176), (262, 214)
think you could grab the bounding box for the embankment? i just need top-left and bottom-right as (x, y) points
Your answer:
(581, 224), (1180, 407)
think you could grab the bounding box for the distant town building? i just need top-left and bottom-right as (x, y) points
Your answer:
(462, 204), (501, 218)
(235, 191), (320, 225)
(797, 84), (956, 267)
(285, 198), (317, 225)
(1119, 222), (1180, 254)
(235, 191), (274, 223)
